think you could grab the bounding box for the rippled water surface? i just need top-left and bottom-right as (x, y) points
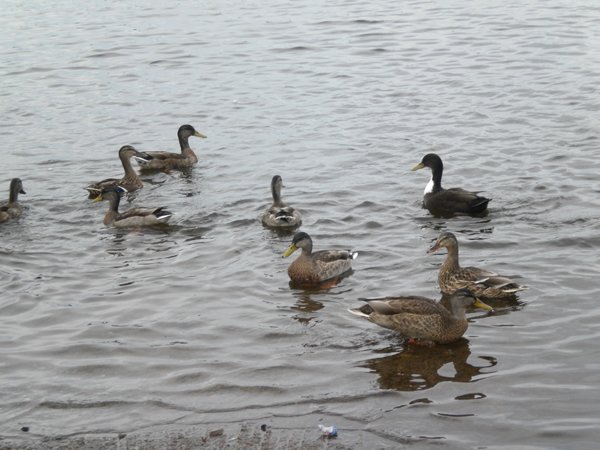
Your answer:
(2, 1), (600, 448)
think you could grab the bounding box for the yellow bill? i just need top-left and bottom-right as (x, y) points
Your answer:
(473, 298), (493, 311)
(194, 131), (207, 139)
(92, 193), (104, 203)
(282, 243), (298, 258)
(411, 162), (425, 171)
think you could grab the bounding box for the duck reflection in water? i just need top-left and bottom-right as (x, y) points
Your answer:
(360, 339), (498, 391)
(290, 291), (325, 326)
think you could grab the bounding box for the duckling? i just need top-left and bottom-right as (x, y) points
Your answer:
(428, 231), (527, 299)
(282, 232), (357, 285)
(261, 175), (302, 229)
(93, 187), (173, 227)
(411, 153), (490, 216)
(349, 288), (492, 346)
(135, 124), (206, 171)
(85, 145), (153, 199)
(0, 178), (26, 223)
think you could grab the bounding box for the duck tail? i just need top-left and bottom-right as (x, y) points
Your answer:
(348, 307), (369, 318)
(154, 208), (174, 223)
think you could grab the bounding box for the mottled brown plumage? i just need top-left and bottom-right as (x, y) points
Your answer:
(428, 232), (527, 299)
(261, 175), (302, 229)
(93, 187), (173, 228)
(135, 124), (206, 172)
(0, 178), (26, 223)
(349, 289), (492, 346)
(411, 153), (490, 216)
(282, 232), (357, 285)
(85, 145), (152, 199)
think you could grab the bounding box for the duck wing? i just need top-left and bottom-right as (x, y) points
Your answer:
(427, 188), (490, 214)
(142, 151), (185, 161)
(366, 296), (443, 316)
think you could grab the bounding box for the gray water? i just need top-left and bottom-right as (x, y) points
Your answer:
(1, 0), (600, 448)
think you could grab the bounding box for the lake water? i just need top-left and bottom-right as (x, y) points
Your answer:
(1, 0), (600, 448)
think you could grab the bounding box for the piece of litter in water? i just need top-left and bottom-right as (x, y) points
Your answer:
(318, 424), (337, 438)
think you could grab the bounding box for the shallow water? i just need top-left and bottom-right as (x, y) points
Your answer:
(2, 0), (600, 448)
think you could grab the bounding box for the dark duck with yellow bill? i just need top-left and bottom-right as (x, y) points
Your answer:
(411, 153), (490, 216)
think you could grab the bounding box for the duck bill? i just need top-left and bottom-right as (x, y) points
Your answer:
(411, 162), (425, 171)
(473, 298), (493, 311)
(282, 243), (298, 258)
(194, 131), (207, 139)
(92, 194), (104, 203)
(427, 241), (442, 254)
(20, 189), (26, 195)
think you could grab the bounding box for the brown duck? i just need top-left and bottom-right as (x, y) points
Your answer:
(93, 187), (173, 227)
(411, 153), (490, 216)
(428, 231), (527, 299)
(135, 124), (206, 172)
(0, 178), (26, 223)
(349, 288), (492, 346)
(261, 175), (302, 229)
(282, 232), (357, 285)
(85, 145), (152, 199)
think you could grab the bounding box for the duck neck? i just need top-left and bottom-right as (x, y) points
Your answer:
(119, 152), (137, 178)
(447, 300), (467, 320)
(430, 163), (443, 193)
(300, 241), (313, 256)
(271, 182), (284, 207)
(442, 243), (460, 271)
(178, 132), (191, 153)
(104, 193), (120, 224)
(8, 182), (20, 203)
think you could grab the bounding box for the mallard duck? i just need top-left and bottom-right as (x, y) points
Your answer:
(261, 175), (302, 228)
(282, 232), (357, 285)
(85, 145), (152, 199)
(0, 178), (26, 223)
(428, 231), (527, 299)
(349, 288), (492, 346)
(93, 187), (173, 227)
(411, 153), (490, 216)
(135, 124), (206, 171)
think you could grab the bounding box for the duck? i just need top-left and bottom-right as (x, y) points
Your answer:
(0, 178), (26, 223)
(282, 232), (357, 285)
(349, 288), (492, 346)
(92, 186), (173, 227)
(411, 153), (490, 216)
(261, 175), (302, 228)
(85, 145), (153, 199)
(135, 124), (206, 172)
(428, 231), (527, 299)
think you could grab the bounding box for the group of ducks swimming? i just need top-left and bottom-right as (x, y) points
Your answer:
(263, 153), (526, 347)
(1, 127), (526, 347)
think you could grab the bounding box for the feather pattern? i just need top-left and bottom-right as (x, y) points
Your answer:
(135, 124), (206, 171)
(261, 175), (302, 228)
(349, 289), (492, 345)
(412, 153), (490, 216)
(283, 232), (356, 285)
(94, 187), (173, 228)
(428, 232), (527, 299)
(0, 178), (26, 223)
(85, 145), (152, 199)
